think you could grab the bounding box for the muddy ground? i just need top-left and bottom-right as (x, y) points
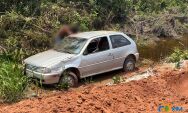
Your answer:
(0, 61), (188, 113)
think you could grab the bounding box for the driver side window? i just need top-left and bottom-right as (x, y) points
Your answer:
(84, 37), (109, 55)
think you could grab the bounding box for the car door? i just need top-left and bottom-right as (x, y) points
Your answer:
(79, 36), (114, 77)
(109, 34), (131, 69)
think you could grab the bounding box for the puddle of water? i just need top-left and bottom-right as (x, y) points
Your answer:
(138, 35), (188, 62)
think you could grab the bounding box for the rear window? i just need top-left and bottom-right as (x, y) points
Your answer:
(110, 35), (131, 48)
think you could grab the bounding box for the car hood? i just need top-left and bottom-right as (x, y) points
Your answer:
(24, 50), (76, 67)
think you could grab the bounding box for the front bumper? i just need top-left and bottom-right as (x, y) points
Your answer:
(25, 69), (61, 84)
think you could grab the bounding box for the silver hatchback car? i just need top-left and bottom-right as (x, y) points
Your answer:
(24, 31), (139, 87)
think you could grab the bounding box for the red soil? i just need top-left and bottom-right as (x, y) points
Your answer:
(0, 62), (188, 113)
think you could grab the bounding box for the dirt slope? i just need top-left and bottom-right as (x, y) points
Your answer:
(0, 62), (188, 113)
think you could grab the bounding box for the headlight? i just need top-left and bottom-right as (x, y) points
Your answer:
(35, 67), (51, 73)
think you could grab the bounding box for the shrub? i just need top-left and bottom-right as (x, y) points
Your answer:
(168, 48), (188, 63)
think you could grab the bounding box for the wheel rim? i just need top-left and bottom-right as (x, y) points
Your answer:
(126, 61), (135, 71)
(61, 75), (74, 87)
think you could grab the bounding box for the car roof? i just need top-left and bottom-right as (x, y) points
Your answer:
(69, 31), (123, 39)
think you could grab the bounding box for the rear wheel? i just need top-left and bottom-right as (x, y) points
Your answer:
(59, 71), (78, 87)
(123, 56), (136, 72)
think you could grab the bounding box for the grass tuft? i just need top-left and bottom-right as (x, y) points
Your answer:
(0, 58), (29, 102)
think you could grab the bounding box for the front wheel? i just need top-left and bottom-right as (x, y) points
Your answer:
(59, 71), (78, 88)
(123, 56), (136, 72)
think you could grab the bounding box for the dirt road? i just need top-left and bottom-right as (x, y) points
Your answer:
(0, 62), (188, 113)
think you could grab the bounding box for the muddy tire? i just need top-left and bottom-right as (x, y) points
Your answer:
(59, 71), (78, 87)
(123, 56), (136, 72)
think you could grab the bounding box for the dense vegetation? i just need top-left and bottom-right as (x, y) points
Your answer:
(1, 0), (188, 59)
(0, 0), (188, 102)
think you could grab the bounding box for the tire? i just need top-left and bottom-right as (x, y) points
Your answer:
(123, 56), (136, 72)
(59, 71), (78, 87)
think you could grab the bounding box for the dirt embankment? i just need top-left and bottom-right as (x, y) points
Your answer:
(0, 62), (188, 113)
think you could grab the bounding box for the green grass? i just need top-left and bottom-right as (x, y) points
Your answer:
(0, 58), (29, 102)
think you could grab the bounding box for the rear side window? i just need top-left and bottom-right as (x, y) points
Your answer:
(110, 35), (131, 48)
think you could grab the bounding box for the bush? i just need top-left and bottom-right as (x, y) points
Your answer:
(168, 48), (188, 63)
(0, 58), (29, 102)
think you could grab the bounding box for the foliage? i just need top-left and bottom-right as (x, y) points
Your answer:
(168, 48), (188, 63)
(57, 72), (70, 90)
(112, 76), (121, 84)
(82, 76), (94, 84)
(57, 82), (69, 90)
(1, 37), (26, 62)
(0, 1), (188, 55)
(0, 58), (29, 102)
